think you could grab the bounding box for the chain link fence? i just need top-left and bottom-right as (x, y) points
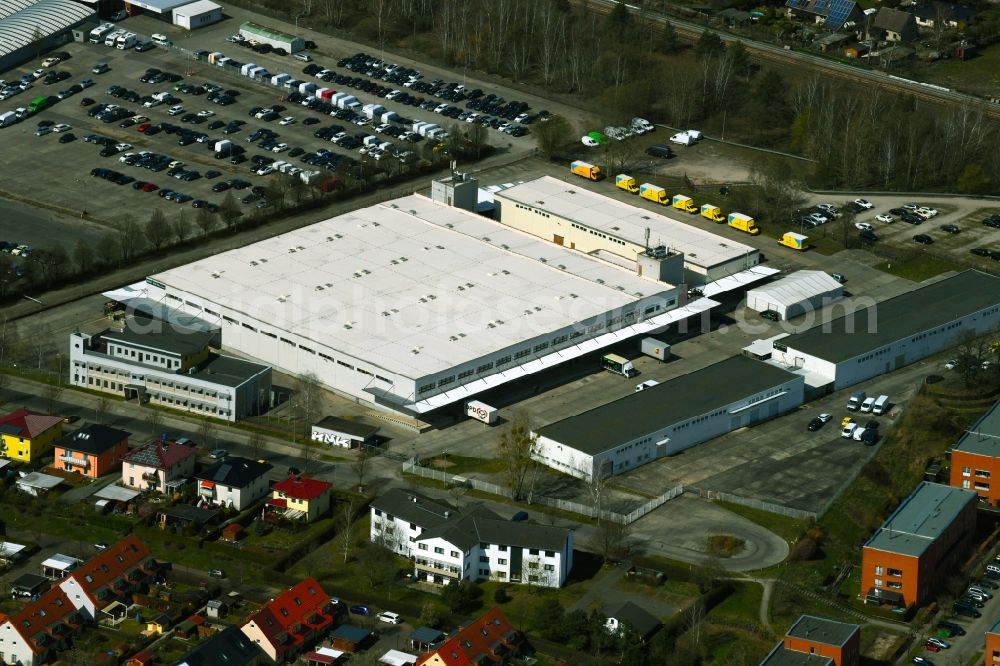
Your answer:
(697, 487), (818, 521)
(402, 459), (683, 525)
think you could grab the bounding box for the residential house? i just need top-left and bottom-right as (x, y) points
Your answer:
(986, 617), (1000, 666)
(196, 456), (273, 510)
(0, 586), (85, 666)
(949, 398), (1000, 504)
(240, 577), (337, 663)
(914, 2), (976, 29)
(126, 650), (154, 666)
(0, 408), (63, 462)
(759, 615), (861, 666)
(52, 424), (131, 479)
(415, 607), (525, 666)
(871, 7), (919, 42)
(121, 437), (197, 493)
(266, 475), (333, 523)
(370, 488), (573, 588)
(604, 601), (662, 642)
(862, 482), (977, 607)
(175, 625), (263, 666)
(785, 0), (862, 29)
(58, 535), (162, 620)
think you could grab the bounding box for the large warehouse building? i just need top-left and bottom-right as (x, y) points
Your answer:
(533, 355), (804, 481)
(141, 193), (716, 414)
(0, 0), (96, 72)
(493, 176), (769, 288)
(239, 21), (305, 53)
(746, 270), (844, 321)
(763, 270), (1000, 391)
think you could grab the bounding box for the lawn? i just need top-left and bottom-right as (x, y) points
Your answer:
(919, 43), (1000, 97)
(715, 501), (807, 544)
(426, 454), (504, 476)
(874, 253), (962, 282)
(708, 581), (764, 626)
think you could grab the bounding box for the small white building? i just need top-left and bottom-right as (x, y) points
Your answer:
(745, 270), (844, 320)
(370, 489), (573, 588)
(15, 472), (63, 497)
(766, 270), (1000, 391)
(173, 0), (222, 29)
(196, 456), (273, 510)
(533, 355), (805, 481)
(311, 416), (379, 449)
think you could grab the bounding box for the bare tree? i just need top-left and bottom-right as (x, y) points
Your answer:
(42, 381), (64, 412)
(111, 215), (145, 263)
(353, 446), (373, 491)
(293, 371), (325, 429)
(339, 498), (356, 563)
(247, 431), (265, 460)
(94, 396), (111, 424)
(171, 210), (193, 243)
(194, 207), (217, 235)
(73, 240), (95, 276)
(497, 412), (540, 501)
(197, 417), (215, 448)
(145, 210), (171, 250)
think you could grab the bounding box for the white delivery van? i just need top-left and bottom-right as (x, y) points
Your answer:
(872, 395), (890, 415)
(860, 396), (876, 413)
(635, 380), (660, 392)
(151, 34), (172, 47)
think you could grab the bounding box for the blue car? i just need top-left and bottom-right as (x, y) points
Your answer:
(349, 605), (369, 616)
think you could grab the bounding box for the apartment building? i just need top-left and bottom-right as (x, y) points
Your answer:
(950, 398), (1000, 504)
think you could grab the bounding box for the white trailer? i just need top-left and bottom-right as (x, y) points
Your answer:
(271, 73), (290, 86)
(240, 62), (257, 76)
(0, 111), (16, 127)
(299, 81), (317, 95)
(336, 95), (358, 110)
(641, 337), (670, 362)
(381, 111), (400, 124)
(362, 103), (385, 119)
(465, 400), (498, 425)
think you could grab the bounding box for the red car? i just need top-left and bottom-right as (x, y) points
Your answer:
(925, 642), (941, 652)
(142, 182), (158, 192)
(136, 122), (151, 133)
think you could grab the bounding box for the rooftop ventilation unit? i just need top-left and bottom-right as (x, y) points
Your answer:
(482, 237), (490, 242)
(500, 244), (509, 250)
(315, 286), (324, 291)
(250, 261), (259, 266)
(596, 279), (605, 284)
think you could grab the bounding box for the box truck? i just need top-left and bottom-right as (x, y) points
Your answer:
(727, 212), (760, 235)
(635, 380), (660, 392)
(778, 232), (809, 250)
(570, 161), (602, 181)
(603, 353), (639, 378)
(641, 337), (670, 362)
(214, 139), (233, 157)
(672, 194), (697, 213)
(847, 390), (866, 411)
(0, 111), (16, 127)
(639, 183), (668, 205)
(872, 395), (890, 415)
(89, 23), (116, 44)
(700, 204), (724, 223)
(615, 174), (638, 193)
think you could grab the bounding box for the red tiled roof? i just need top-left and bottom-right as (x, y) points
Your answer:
(243, 577), (334, 651)
(267, 497), (288, 508)
(272, 476), (332, 501)
(0, 408), (62, 439)
(123, 439), (196, 470)
(8, 586), (81, 655)
(68, 535), (155, 603)
(416, 608), (521, 666)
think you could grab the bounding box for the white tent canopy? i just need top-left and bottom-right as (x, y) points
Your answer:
(746, 270), (844, 320)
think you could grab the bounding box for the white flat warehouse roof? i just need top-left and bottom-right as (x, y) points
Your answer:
(495, 176), (758, 269)
(173, 0), (220, 15)
(126, 0), (190, 12)
(150, 194), (673, 379)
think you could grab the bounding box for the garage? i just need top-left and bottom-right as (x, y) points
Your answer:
(172, 0), (221, 29)
(746, 270), (844, 321)
(239, 20), (305, 53)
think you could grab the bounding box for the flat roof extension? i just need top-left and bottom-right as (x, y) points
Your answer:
(495, 176), (758, 270)
(952, 398), (1000, 458)
(536, 355), (798, 455)
(785, 615), (859, 647)
(778, 270), (1000, 363)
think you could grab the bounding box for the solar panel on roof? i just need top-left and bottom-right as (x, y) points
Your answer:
(824, 0), (857, 26)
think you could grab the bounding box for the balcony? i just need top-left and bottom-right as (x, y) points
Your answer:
(59, 454), (89, 469)
(414, 558), (461, 577)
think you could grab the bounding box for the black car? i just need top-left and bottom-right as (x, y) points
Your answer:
(939, 224), (960, 234)
(977, 579), (1000, 590)
(760, 310), (780, 321)
(859, 229), (879, 242)
(991, 251), (1000, 262)
(937, 621), (966, 637)
(953, 602), (981, 618)
(913, 234), (934, 245)
(58, 133), (75, 143)
(902, 213), (924, 224)
(207, 120), (225, 130)
(212, 181), (230, 192)
(865, 419), (879, 430)
(983, 217), (1000, 229)
(889, 207), (907, 216)
(807, 418), (823, 432)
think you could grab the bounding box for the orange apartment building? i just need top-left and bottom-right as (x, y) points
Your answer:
(759, 615), (860, 666)
(862, 482), (977, 608)
(52, 424), (131, 479)
(987, 617), (1000, 666)
(950, 398), (1000, 505)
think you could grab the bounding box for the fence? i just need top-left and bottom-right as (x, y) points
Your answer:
(698, 488), (818, 521)
(401, 459), (683, 525)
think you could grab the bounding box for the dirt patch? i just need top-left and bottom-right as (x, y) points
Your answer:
(430, 458), (454, 469)
(706, 534), (747, 558)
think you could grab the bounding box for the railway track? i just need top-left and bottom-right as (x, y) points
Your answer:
(581, 0), (1000, 118)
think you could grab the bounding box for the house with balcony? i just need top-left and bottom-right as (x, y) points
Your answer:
(196, 456), (272, 511)
(0, 586), (86, 666)
(370, 488), (573, 588)
(0, 408), (64, 463)
(52, 424), (130, 479)
(121, 437), (197, 493)
(58, 535), (163, 620)
(69, 326), (271, 423)
(266, 476), (332, 523)
(240, 577), (337, 663)
(415, 607), (525, 666)
(862, 482), (977, 607)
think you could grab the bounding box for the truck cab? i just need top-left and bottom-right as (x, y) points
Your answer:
(615, 174), (638, 193)
(847, 390), (866, 411)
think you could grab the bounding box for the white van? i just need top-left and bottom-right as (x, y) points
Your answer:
(293, 52), (312, 62)
(872, 395), (890, 415)
(635, 380), (660, 392)
(104, 30), (124, 47)
(151, 34), (172, 47)
(377, 611), (402, 624)
(860, 396), (876, 413)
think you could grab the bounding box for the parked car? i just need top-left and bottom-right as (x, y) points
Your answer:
(875, 214), (894, 224)
(913, 234), (934, 245)
(349, 605), (370, 615)
(209, 448), (228, 459)
(853, 198), (873, 209)
(939, 224), (960, 234)
(377, 611), (403, 624)
(208, 569), (226, 578)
